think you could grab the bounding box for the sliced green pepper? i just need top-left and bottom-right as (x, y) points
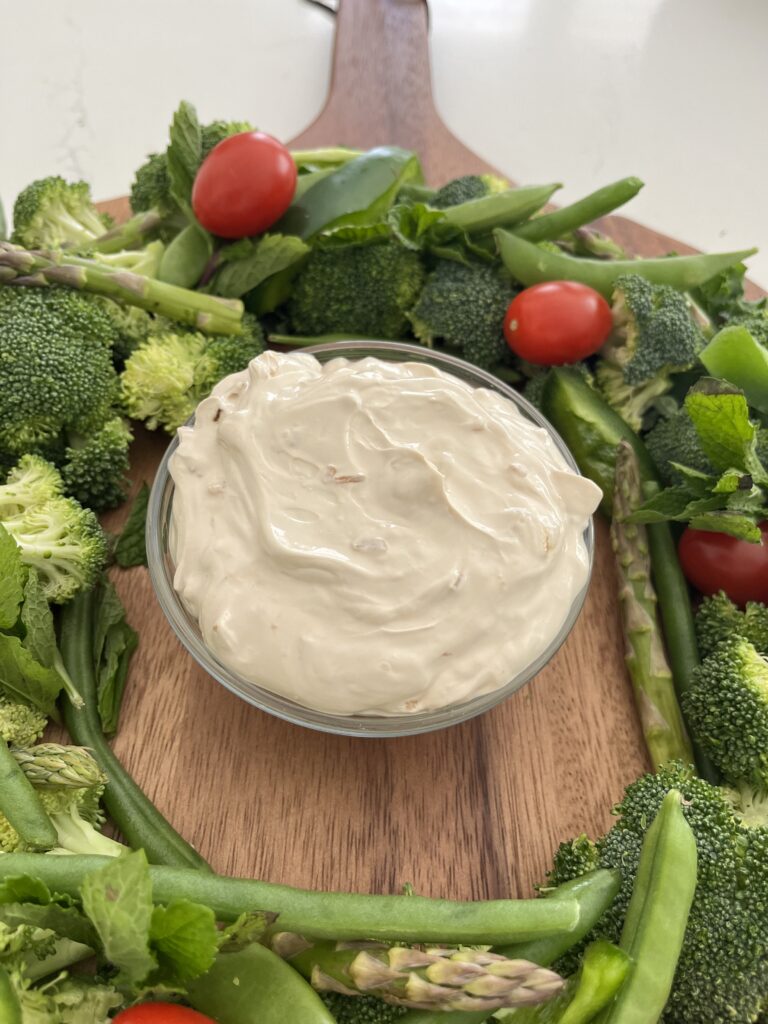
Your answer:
(700, 324), (768, 415)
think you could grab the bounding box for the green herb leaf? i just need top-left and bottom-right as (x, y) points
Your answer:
(20, 572), (56, 669)
(688, 511), (763, 542)
(0, 876), (52, 906)
(158, 222), (213, 289)
(0, 526), (24, 631)
(0, 900), (98, 948)
(211, 234), (310, 299)
(114, 484), (150, 569)
(93, 579), (138, 736)
(0, 633), (64, 714)
(166, 101), (202, 217)
(684, 378), (759, 474)
(80, 850), (157, 988)
(149, 900), (219, 984)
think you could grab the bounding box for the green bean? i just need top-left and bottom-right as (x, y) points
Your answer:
(514, 178), (644, 243)
(59, 590), (210, 871)
(495, 229), (756, 297)
(0, 853), (583, 945)
(0, 965), (21, 1024)
(596, 790), (697, 1024)
(0, 740), (57, 850)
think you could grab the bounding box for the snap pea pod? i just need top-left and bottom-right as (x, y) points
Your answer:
(187, 943), (335, 1024)
(158, 222), (213, 288)
(495, 229), (756, 298)
(0, 740), (57, 850)
(596, 790), (697, 1024)
(558, 941), (630, 1024)
(440, 184), (561, 233)
(0, 965), (21, 1024)
(514, 178), (644, 243)
(0, 853), (582, 945)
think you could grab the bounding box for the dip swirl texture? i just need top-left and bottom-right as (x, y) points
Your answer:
(169, 351), (601, 715)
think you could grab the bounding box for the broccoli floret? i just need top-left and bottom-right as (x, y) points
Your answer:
(695, 592), (768, 659)
(3, 496), (107, 604)
(407, 259), (514, 369)
(320, 992), (408, 1023)
(288, 240), (424, 340)
(0, 455), (62, 520)
(60, 417), (133, 512)
(0, 287), (119, 458)
(101, 301), (155, 364)
(121, 316), (265, 433)
(12, 176), (109, 250)
(431, 173), (509, 209)
(548, 835), (601, 884)
(683, 637), (768, 790)
(0, 695), (47, 747)
(544, 762), (768, 1023)
(728, 308), (768, 346)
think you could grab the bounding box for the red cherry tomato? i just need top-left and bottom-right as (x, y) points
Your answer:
(113, 1004), (217, 1024)
(191, 131), (297, 239)
(678, 521), (768, 606)
(503, 281), (613, 365)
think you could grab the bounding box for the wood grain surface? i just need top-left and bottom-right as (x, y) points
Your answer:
(90, 0), (762, 901)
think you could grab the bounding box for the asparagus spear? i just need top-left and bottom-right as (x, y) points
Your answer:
(610, 441), (694, 767)
(272, 933), (564, 1012)
(12, 743), (104, 789)
(0, 241), (243, 334)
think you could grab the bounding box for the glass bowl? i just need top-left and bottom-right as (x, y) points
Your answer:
(146, 340), (595, 737)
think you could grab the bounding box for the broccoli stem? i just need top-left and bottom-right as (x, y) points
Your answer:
(514, 178), (644, 243)
(275, 935), (563, 1011)
(0, 854), (586, 945)
(610, 442), (695, 768)
(0, 241), (243, 335)
(91, 209), (165, 254)
(58, 587), (210, 871)
(0, 740), (57, 850)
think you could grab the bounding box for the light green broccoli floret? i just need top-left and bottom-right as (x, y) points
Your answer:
(0, 455), (62, 520)
(0, 695), (47, 748)
(61, 417), (133, 513)
(288, 240), (425, 340)
(407, 259), (514, 369)
(695, 592), (768, 660)
(594, 361), (673, 431)
(12, 176), (109, 250)
(683, 637), (768, 790)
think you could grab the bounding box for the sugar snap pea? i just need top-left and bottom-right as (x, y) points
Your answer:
(0, 740), (57, 851)
(495, 229), (756, 297)
(158, 222), (213, 288)
(514, 178), (644, 243)
(596, 790), (697, 1024)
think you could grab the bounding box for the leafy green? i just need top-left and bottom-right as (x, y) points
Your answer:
(20, 572), (57, 670)
(149, 900), (218, 984)
(210, 233), (310, 298)
(90, 578), (137, 736)
(0, 635), (65, 715)
(0, 527), (24, 630)
(113, 484), (149, 569)
(166, 101), (202, 218)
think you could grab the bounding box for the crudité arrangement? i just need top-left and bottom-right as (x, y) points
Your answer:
(0, 99), (766, 1022)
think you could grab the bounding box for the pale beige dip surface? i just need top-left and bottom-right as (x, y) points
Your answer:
(169, 351), (601, 715)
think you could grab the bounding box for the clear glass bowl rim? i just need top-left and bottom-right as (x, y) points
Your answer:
(146, 340), (595, 738)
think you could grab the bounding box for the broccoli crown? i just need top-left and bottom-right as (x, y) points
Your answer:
(121, 317), (263, 433)
(61, 417), (133, 512)
(594, 359), (672, 432)
(0, 695), (47, 747)
(11, 176), (108, 250)
(407, 259), (514, 369)
(288, 240), (425, 341)
(320, 992), (408, 1023)
(0, 454), (62, 520)
(3, 496), (107, 604)
(695, 592), (768, 660)
(546, 762), (768, 1023)
(200, 120), (254, 158)
(0, 286), (119, 457)
(683, 637), (768, 789)
(604, 275), (705, 386)
(728, 309), (768, 346)
(431, 173), (508, 209)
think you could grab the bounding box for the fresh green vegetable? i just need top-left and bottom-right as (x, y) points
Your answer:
(274, 933), (563, 1010)
(0, 966), (21, 1024)
(545, 762), (768, 1024)
(90, 577), (139, 736)
(59, 585), (208, 870)
(288, 237), (424, 340)
(11, 176), (109, 250)
(596, 790), (697, 1024)
(700, 324), (768, 415)
(0, 241), (244, 335)
(683, 637), (768, 789)
(610, 442), (694, 767)
(158, 222), (213, 288)
(643, 409), (716, 487)
(514, 178), (644, 243)
(61, 416), (133, 513)
(208, 233), (310, 299)
(408, 259), (514, 369)
(114, 483), (150, 569)
(495, 229), (756, 298)
(0, 740), (58, 851)
(429, 173), (509, 208)
(321, 992), (407, 1023)
(694, 591), (768, 659)
(120, 315), (265, 432)
(291, 147), (364, 171)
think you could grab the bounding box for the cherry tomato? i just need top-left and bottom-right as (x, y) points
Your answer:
(678, 521), (768, 606)
(191, 131), (297, 239)
(503, 281), (613, 365)
(113, 1004), (217, 1024)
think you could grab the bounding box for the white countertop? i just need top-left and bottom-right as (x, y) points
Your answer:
(2, 0), (766, 286)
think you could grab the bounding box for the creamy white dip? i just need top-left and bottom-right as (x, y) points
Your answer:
(169, 351), (601, 715)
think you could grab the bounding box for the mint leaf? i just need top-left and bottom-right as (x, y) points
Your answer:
(0, 633), (64, 714)
(92, 579), (137, 736)
(0, 525), (24, 630)
(684, 378), (757, 473)
(149, 900), (218, 985)
(0, 900), (98, 948)
(20, 571), (56, 668)
(688, 511), (763, 542)
(166, 101), (202, 217)
(114, 484), (149, 569)
(211, 234), (309, 299)
(630, 487), (725, 522)
(81, 850), (157, 988)
(0, 876), (52, 905)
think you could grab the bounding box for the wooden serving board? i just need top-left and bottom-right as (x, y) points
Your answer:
(93, 0), (758, 900)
